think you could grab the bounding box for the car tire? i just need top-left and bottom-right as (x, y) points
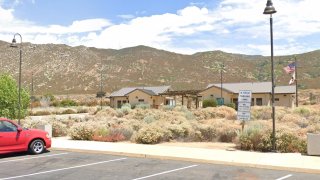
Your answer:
(29, 139), (45, 154)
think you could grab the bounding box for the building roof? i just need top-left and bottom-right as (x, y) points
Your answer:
(125, 88), (157, 96)
(109, 86), (171, 97)
(206, 82), (296, 94)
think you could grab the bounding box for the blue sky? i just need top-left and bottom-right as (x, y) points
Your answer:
(0, 0), (319, 55)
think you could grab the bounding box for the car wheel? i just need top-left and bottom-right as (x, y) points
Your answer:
(29, 139), (45, 154)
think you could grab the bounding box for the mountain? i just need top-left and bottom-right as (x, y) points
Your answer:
(0, 40), (319, 95)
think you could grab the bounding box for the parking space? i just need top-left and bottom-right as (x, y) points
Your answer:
(1, 150), (320, 180)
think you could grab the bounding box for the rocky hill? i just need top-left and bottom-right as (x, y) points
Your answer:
(0, 40), (319, 95)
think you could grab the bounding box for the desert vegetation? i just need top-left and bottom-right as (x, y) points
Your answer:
(20, 104), (320, 154)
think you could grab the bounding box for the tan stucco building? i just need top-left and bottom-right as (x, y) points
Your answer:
(109, 86), (171, 108)
(199, 82), (296, 108)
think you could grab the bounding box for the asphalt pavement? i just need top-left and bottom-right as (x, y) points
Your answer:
(1, 150), (320, 180)
(50, 137), (320, 174)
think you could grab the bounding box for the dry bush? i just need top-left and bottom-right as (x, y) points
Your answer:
(61, 109), (77, 114)
(236, 122), (273, 152)
(68, 121), (102, 140)
(251, 106), (272, 120)
(31, 101), (41, 108)
(30, 110), (51, 116)
(165, 122), (194, 141)
(276, 132), (307, 153)
(95, 107), (118, 118)
(50, 119), (68, 137)
(279, 114), (308, 128)
(193, 107), (217, 120)
(215, 106), (237, 120)
(133, 125), (169, 144)
(293, 107), (311, 117)
(21, 119), (48, 129)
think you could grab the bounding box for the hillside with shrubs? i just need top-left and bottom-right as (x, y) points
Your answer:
(21, 104), (320, 154)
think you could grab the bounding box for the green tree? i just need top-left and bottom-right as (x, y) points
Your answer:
(0, 74), (30, 119)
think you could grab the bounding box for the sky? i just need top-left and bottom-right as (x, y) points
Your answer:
(0, 0), (319, 56)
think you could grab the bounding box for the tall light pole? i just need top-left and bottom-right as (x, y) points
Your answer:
(263, 0), (277, 151)
(10, 33), (23, 125)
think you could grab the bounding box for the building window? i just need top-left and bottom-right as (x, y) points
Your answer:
(251, 98), (255, 106)
(138, 99), (144, 102)
(275, 98), (279, 101)
(122, 100), (127, 104)
(256, 98), (263, 106)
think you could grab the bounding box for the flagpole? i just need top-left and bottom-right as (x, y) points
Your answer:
(295, 56), (298, 107)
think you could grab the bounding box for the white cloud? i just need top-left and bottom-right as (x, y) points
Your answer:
(0, 0), (319, 55)
(0, 6), (14, 22)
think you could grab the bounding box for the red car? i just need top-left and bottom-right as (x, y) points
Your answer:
(0, 118), (51, 155)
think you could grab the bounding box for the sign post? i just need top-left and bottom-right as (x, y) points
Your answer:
(237, 90), (252, 121)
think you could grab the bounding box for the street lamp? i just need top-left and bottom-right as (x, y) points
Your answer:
(263, 0), (277, 151)
(10, 33), (23, 125)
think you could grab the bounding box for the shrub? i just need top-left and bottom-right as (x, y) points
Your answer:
(276, 132), (307, 153)
(195, 124), (217, 141)
(134, 125), (167, 144)
(60, 99), (78, 107)
(251, 106), (272, 120)
(203, 99), (217, 108)
(92, 127), (109, 141)
(77, 108), (88, 113)
(162, 105), (174, 111)
(294, 107), (311, 117)
(61, 109), (77, 114)
(51, 120), (68, 137)
(43, 93), (55, 102)
(184, 111), (195, 120)
(135, 103), (151, 109)
(143, 115), (156, 124)
(69, 122), (95, 140)
(30, 110), (51, 116)
(218, 127), (239, 142)
(215, 106), (237, 120)
(193, 107), (217, 120)
(102, 126), (133, 142)
(166, 123), (193, 141)
(119, 103), (131, 115)
(40, 97), (51, 108)
(225, 103), (236, 109)
(237, 123), (272, 152)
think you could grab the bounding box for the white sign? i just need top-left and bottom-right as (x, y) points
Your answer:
(238, 90), (252, 102)
(237, 90), (252, 121)
(237, 111), (251, 121)
(237, 102), (251, 112)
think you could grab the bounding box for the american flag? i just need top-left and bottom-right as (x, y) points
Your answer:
(283, 62), (296, 74)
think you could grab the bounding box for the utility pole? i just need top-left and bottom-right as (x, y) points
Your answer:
(295, 56), (298, 107)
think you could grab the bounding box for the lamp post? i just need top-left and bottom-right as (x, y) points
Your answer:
(263, 0), (277, 151)
(10, 33), (23, 125)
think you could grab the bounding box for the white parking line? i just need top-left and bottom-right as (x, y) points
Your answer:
(0, 158), (127, 180)
(0, 153), (69, 164)
(276, 174), (292, 180)
(131, 164), (198, 180)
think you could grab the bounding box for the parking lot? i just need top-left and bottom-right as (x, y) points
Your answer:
(1, 150), (320, 180)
